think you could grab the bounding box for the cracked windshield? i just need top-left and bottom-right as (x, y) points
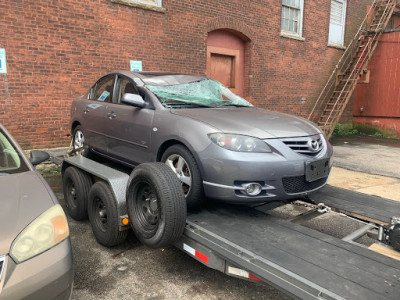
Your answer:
(147, 79), (253, 108)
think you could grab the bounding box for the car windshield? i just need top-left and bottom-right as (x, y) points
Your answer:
(146, 79), (253, 109)
(0, 129), (29, 175)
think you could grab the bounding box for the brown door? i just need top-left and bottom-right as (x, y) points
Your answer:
(207, 48), (240, 94)
(207, 31), (245, 97)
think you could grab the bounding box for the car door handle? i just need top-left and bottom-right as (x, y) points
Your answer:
(84, 108), (90, 114)
(107, 112), (116, 120)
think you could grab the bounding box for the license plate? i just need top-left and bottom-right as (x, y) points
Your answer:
(305, 158), (330, 182)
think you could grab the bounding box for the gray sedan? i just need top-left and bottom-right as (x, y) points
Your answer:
(70, 71), (333, 208)
(0, 123), (73, 299)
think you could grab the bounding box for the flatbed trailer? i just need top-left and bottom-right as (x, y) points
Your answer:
(62, 155), (400, 300)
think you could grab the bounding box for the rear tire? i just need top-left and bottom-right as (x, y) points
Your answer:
(88, 182), (128, 247)
(161, 144), (204, 209)
(72, 125), (91, 157)
(62, 166), (92, 220)
(126, 163), (187, 248)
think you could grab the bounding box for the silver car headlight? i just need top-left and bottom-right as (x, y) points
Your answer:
(10, 205), (70, 263)
(208, 133), (272, 153)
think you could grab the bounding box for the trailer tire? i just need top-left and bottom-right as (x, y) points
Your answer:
(126, 163), (187, 248)
(63, 166), (92, 220)
(88, 181), (128, 247)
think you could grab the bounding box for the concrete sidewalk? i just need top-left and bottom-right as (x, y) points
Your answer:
(329, 135), (400, 202)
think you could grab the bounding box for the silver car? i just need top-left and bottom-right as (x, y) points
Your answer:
(0, 123), (73, 299)
(70, 71), (333, 208)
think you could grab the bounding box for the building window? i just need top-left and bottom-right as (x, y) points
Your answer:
(132, 0), (161, 7)
(111, 0), (163, 10)
(281, 0), (304, 37)
(328, 0), (347, 47)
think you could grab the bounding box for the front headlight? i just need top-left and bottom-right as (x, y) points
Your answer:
(10, 205), (70, 263)
(208, 133), (272, 153)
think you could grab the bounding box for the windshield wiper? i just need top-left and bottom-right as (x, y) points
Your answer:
(164, 101), (212, 108)
(183, 103), (213, 108)
(216, 103), (250, 107)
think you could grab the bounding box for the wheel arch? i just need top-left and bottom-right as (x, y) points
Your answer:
(156, 139), (205, 178)
(71, 121), (81, 134)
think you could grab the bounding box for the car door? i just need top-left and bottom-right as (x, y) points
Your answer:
(105, 75), (154, 165)
(82, 74), (116, 152)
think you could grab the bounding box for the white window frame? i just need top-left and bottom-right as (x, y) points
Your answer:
(328, 0), (347, 47)
(280, 0), (304, 38)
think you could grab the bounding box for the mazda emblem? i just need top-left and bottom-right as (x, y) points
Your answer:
(309, 140), (319, 151)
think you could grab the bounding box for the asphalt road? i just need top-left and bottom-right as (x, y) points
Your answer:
(330, 135), (400, 179)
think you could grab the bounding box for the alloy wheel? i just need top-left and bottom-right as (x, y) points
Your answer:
(74, 129), (85, 150)
(165, 154), (192, 196)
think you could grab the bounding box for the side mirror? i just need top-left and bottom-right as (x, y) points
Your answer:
(30, 150), (50, 166)
(122, 93), (146, 108)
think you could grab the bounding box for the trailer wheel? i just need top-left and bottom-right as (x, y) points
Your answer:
(88, 182), (128, 247)
(126, 163), (187, 248)
(62, 166), (92, 220)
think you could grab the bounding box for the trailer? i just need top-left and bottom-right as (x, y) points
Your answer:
(61, 155), (400, 300)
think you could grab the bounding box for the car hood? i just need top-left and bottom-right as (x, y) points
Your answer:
(0, 171), (55, 255)
(171, 107), (320, 139)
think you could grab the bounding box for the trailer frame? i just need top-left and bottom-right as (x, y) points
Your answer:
(61, 155), (400, 300)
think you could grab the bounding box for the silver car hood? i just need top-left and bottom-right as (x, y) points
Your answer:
(0, 171), (55, 255)
(171, 107), (320, 139)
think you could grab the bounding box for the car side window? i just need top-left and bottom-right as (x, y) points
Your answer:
(92, 75), (115, 102)
(116, 77), (139, 104)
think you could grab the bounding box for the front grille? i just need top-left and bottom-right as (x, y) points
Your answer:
(282, 175), (327, 194)
(281, 134), (323, 157)
(0, 255), (5, 282)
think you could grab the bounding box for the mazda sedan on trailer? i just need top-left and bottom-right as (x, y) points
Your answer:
(0, 123), (73, 299)
(70, 71), (333, 208)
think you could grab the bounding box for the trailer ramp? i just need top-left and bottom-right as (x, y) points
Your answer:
(309, 185), (400, 224)
(180, 204), (400, 300)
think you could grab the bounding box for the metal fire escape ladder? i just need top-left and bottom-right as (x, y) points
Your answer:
(308, 0), (399, 139)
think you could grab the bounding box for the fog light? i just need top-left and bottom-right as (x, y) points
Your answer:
(243, 183), (262, 196)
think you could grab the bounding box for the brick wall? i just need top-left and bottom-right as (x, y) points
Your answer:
(0, 0), (370, 148)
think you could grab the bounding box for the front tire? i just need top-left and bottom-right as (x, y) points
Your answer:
(161, 144), (204, 209)
(126, 163), (187, 248)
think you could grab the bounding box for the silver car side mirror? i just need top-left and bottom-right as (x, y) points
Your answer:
(122, 93), (146, 108)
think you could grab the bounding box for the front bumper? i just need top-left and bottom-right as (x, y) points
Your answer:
(0, 238), (73, 300)
(198, 138), (333, 203)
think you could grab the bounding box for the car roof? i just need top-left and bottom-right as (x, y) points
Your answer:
(115, 71), (206, 86)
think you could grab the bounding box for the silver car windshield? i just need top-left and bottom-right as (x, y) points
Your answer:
(146, 79), (253, 108)
(0, 130), (29, 175)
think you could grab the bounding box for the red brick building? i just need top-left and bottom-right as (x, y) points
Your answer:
(0, 0), (369, 148)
